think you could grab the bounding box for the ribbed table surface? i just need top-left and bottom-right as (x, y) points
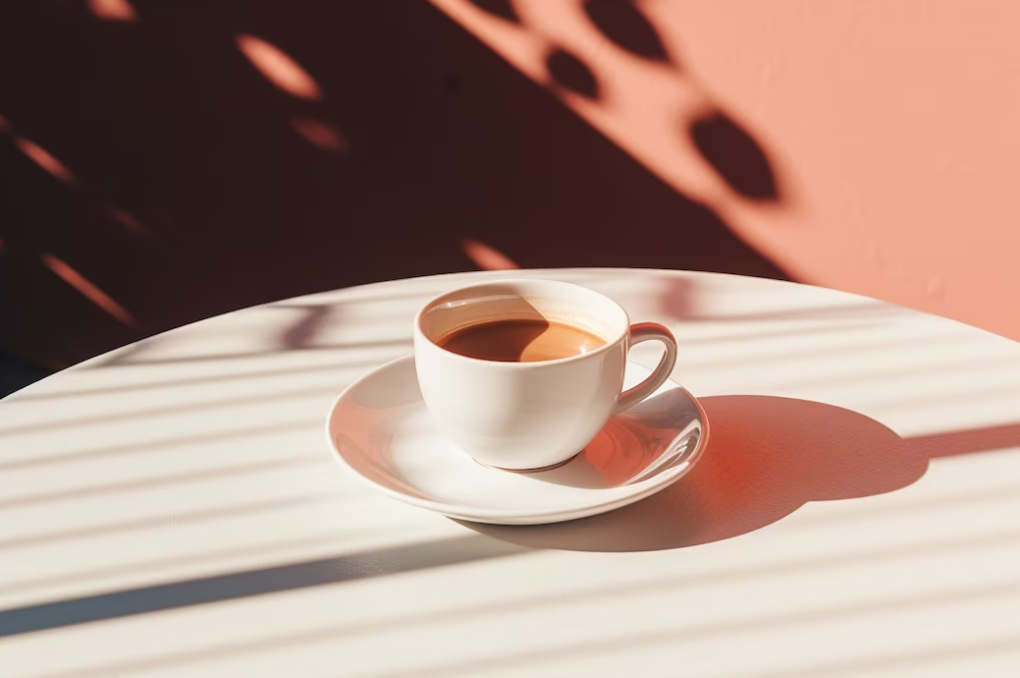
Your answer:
(3, 269), (1020, 677)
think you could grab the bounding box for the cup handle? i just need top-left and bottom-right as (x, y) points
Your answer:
(613, 322), (678, 416)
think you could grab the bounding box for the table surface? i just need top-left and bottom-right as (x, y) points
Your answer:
(3, 268), (1020, 677)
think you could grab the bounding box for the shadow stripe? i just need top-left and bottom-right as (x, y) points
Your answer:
(0, 535), (527, 638)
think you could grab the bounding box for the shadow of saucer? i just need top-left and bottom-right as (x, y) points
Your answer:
(530, 388), (702, 490)
(458, 396), (928, 551)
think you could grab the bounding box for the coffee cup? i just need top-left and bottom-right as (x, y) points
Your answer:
(413, 279), (677, 471)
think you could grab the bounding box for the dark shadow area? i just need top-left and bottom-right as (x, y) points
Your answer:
(0, 535), (527, 638)
(0, 0), (786, 368)
(546, 47), (600, 99)
(466, 0), (520, 24)
(583, 0), (673, 64)
(0, 352), (49, 398)
(461, 394), (1020, 552)
(691, 110), (780, 201)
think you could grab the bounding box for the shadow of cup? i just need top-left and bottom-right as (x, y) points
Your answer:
(525, 388), (703, 490)
(458, 395), (929, 552)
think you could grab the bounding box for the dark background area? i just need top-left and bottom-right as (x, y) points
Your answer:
(0, 0), (784, 393)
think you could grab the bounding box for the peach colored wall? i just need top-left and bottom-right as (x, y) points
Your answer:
(434, 0), (1020, 340)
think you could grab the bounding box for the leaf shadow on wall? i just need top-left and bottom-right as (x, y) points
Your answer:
(583, 0), (673, 64)
(466, 0), (520, 24)
(546, 48), (600, 99)
(575, 0), (780, 201)
(0, 0), (785, 366)
(691, 110), (780, 201)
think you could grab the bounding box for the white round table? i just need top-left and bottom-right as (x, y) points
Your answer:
(3, 269), (1020, 677)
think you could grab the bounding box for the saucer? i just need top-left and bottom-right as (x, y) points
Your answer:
(324, 356), (708, 525)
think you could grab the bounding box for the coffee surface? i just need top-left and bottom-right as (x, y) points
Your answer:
(437, 318), (606, 362)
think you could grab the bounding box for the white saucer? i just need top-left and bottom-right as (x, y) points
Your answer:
(324, 356), (709, 525)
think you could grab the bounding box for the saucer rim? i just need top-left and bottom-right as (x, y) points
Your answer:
(323, 355), (710, 525)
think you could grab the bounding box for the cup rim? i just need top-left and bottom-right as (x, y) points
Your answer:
(413, 278), (631, 368)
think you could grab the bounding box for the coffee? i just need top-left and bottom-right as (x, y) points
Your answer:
(437, 318), (606, 363)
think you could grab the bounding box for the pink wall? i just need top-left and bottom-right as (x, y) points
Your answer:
(435, 0), (1020, 340)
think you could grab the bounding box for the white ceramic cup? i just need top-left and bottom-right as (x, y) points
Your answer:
(413, 279), (678, 471)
